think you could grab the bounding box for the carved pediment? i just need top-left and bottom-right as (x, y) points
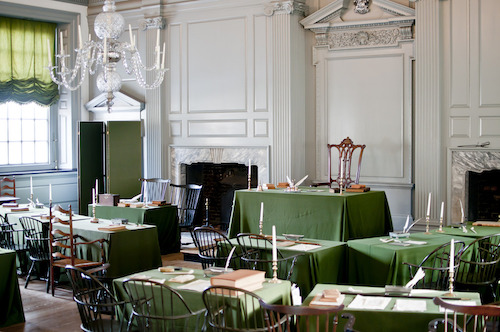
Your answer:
(85, 91), (145, 113)
(301, 0), (415, 50)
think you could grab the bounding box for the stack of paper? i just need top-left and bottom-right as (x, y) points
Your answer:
(347, 295), (391, 310)
(393, 299), (426, 312)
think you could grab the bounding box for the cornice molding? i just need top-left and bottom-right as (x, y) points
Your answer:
(264, 0), (307, 17)
(54, 0), (89, 5)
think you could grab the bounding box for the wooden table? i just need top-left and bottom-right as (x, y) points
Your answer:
(0, 248), (24, 328)
(113, 268), (292, 331)
(347, 233), (475, 286)
(304, 284), (481, 332)
(92, 204), (180, 254)
(229, 189), (393, 241)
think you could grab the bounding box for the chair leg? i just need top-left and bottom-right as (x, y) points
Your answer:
(25, 260), (35, 288)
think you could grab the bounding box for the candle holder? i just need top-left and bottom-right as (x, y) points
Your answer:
(259, 219), (263, 236)
(339, 179), (344, 196)
(91, 204), (99, 223)
(269, 260), (281, 284)
(30, 193), (34, 208)
(443, 269), (456, 297)
(437, 216), (444, 233)
(425, 215), (431, 234)
(248, 173), (252, 190)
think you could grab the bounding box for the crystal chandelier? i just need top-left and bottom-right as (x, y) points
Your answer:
(48, 0), (167, 112)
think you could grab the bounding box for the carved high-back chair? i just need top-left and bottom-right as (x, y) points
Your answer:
(0, 176), (15, 197)
(327, 137), (366, 188)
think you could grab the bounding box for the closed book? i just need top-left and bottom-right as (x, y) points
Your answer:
(210, 269), (265, 288)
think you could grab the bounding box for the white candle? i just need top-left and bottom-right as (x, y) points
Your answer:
(248, 159), (252, 176)
(103, 37), (107, 64)
(129, 24), (133, 46)
(49, 184), (52, 202)
(161, 42), (166, 69)
(92, 188), (96, 207)
(426, 192), (432, 217)
(30, 176), (33, 195)
(59, 31), (64, 55)
(449, 239), (455, 273)
(156, 29), (160, 49)
(440, 201), (444, 220)
(459, 199), (465, 222)
(95, 179), (98, 195)
(340, 158), (344, 180)
(46, 39), (52, 67)
(77, 25), (82, 49)
(272, 225), (277, 262)
(259, 202), (264, 222)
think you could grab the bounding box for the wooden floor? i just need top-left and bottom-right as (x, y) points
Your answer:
(3, 253), (202, 332)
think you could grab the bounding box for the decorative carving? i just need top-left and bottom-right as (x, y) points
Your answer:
(140, 17), (166, 31)
(264, 0), (307, 17)
(354, 0), (370, 14)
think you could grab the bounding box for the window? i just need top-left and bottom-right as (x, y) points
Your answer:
(0, 101), (55, 171)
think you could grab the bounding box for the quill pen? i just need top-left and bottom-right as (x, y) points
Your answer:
(295, 175), (308, 187)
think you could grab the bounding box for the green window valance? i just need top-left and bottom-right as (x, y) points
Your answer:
(0, 16), (59, 106)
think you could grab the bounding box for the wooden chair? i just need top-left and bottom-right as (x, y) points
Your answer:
(49, 204), (108, 296)
(140, 178), (171, 203)
(429, 297), (500, 332)
(403, 241), (466, 290)
(191, 226), (239, 269)
(0, 214), (29, 275)
(455, 234), (500, 303)
(170, 184), (203, 230)
(122, 278), (206, 331)
(202, 285), (268, 331)
(0, 176), (15, 197)
(66, 265), (128, 332)
(313, 137), (366, 188)
(236, 233), (303, 281)
(259, 299), (345, 332)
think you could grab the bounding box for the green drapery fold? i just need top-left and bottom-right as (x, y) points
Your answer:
(0, 17), (59, 106)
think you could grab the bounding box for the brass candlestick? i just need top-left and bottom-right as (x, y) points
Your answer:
(339, 179), (344, 196)
(259, 219), (263, 235)
(425, 215), (431, 234)
(248, 173), (251, 190)
(443, 269), (456, 297)
(269, 260), (281, 283)
(91, 204), (99, 223)
(437, 217), (444, 233)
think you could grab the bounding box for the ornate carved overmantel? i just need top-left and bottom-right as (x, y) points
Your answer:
(264, 0), (308, 16)
(301, 0), (414, 51)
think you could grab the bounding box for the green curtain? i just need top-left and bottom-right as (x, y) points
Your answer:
(0, 16), (59, 106)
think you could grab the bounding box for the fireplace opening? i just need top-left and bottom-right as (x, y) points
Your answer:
(184, 162), (258, 229)
(467, 169), (500, 221)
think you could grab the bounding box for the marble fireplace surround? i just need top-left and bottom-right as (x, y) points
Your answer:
(449, 148), (500, 223)
(169, 146), (269, 186)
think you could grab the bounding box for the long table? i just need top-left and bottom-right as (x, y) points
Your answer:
(113, 268), (292, 331)
(0, 248), (24, 328)
(92, 204), (180, 254)
(7, 212), (162, 279)
(304, 284), (481, 332)
(229, 237), (346, 296)
(347, 233), (475, 286)
(229, 189), (393, 241)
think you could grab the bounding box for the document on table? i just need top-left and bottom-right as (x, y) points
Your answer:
(347, 295), (391, 310)
(178, 279), (211, 292)
(289, 244), (321, 251)
(393, 299), (427, 312)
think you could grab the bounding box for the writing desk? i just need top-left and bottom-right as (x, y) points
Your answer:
(229, 237), (346, 296)
(92, 204), (180, 254)
(113, 268), (292, 331)
(0, 248), (24, 328)
(347, 233), (475, 286)
(229, 189), (392, 241)
(304, 284), (481, 332)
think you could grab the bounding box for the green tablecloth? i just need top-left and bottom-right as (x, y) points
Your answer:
(229, 189), (393, 241)
(113, 268), (292, 331)
(54, 218), (163, 278)
(0, 248), (24, 328)
(92, 205), (180, 254)
(347, 233), (475, 286)
(229, 237), (346, 296)
(304, 284), (481, 332)
(440, 224), (500, 239)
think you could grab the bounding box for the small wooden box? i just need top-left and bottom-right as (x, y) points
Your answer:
(99, 194), (120, 206)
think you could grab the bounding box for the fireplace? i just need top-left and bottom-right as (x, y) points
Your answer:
(467, 170), (500, 221)
(185, 162), (258, 228)
(450, 149), (500, 223)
